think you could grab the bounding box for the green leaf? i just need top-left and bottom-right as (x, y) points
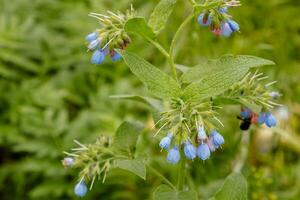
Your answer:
(181, 55), (275, 83)
(114, 158), (146, 180)
(125, 17), (156, 40)
(212, 172), (248, 200)
(110, 94), (164, 111)
(153, 185), (198, 200)
(112, 121), (143, 157)
(182, 55), (275, 101)
(148, 0), (177, 34)
(120, 50), (181, 99)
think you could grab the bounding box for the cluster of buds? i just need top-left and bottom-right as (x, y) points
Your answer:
(62, 137), (113, 197)
(86, 7), (136, 65)
(197, 0), (241, 37)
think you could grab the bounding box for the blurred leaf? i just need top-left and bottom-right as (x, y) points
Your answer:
(112, 121), (143, 157)
(114, 158), (146, 180)
(211, 172), (247, 200)
(153, 185), (197, 200)
(125, 17), (156, 40)
(148, 0), (177, 34)
(120, 50), (181, 99)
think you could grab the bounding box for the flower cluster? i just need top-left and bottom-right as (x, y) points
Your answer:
(197, 3), (240, 37)
(159, 127), (224, 164)
(62, 137), (113, 197)
(86, 9), (136, 65)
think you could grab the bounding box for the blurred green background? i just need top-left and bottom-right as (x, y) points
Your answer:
(0, 0), (299, 199)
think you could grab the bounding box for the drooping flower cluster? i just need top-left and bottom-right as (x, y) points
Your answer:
(159, 127), (225, 164)
(198, 1), (241, 37)
(62, 137), (113, 197)
(86, 8), (136, 65)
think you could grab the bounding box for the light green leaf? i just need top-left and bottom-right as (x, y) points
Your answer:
(120, 50), (181, 99)
(110, 94), (164, 111)
(114, 159), (146, 180)
(212, 172), (248, 200)
(182, 55), (275, 101)
(153, 185), (198, 200)
(125, 17), (156, 40)
(148, 0), (177, 34)
(182, 55), (275, 83)
(113, 121), (143, 157)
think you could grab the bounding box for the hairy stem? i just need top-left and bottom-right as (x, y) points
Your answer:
(177, 148), (186, 190)
(169, 13), (194, 59)
(148, 39), (178, 81)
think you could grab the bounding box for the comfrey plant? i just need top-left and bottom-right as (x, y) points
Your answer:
(63, 0), (281, 198)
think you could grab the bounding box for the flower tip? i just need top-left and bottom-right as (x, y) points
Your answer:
(166, 146), (180, 164)
(62, 157), (74, 168)
(197, 143), (211, 161)
(91, 50), (105, 65)
(74, 181), (87, 197)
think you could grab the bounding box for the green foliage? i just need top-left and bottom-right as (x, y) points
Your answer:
(0, 0), (299, 199)
(148, 0), (177, 34)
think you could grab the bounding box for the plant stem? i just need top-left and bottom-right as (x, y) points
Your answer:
(168, 13), (194, 82)
(148, 165), (177, 190)
(177, 148), (186, 190)
(169, 13), (194, 59)
(148, 38), (178, 82)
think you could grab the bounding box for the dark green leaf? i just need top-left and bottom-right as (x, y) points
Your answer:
(120, 50), (181, 99)
(148, 0), (177, 34)
(125, 17), (156, 40)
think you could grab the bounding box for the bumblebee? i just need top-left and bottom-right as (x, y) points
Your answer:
(237, 110), (258, 131)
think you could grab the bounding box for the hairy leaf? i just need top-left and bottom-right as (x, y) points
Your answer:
(212, 172), (247, 200)
(114, 159), (146, 180)
(182, 55), (275, 83)
(153, 185), (197, 200)
(120, 51), (181, 99)
(113, 121), (143, 157)
(125, 17), (156, 40)
(148, 0), (177, 34)
(182, 55), (275, 101)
